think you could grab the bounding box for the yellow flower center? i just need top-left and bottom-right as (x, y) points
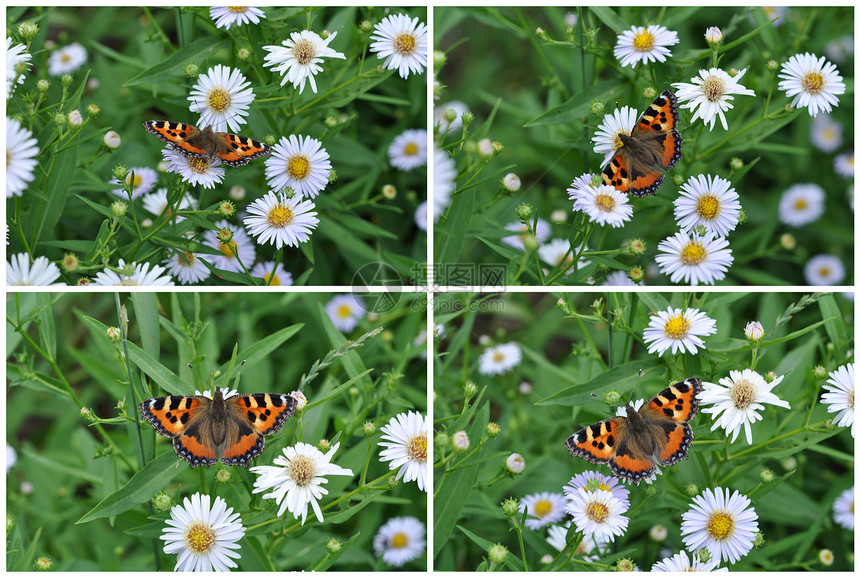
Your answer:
(492, 351), (506, 363)
(60, 53), (72, 64)
(404, 142), (419, 156)
(293, 38), (316, 65)
(701, 75), (727, 102)
(534, 499), (553, 518)
(219, 240), (239, 258)
(288, 454), (316, 487)
(287, 154), (311, 180)
(406, 433), (428, 463)
(585, 500), (610, 524)
(207, 88), (232, 113)
(697, 192), (721, 220)
(729, 378), (756, 409)
(663, 313), (691, 339)
(706, 510), (735, 541)
(264, 272), (281, 286)
(183, 521), (215, 555)
(228, 6), (248, 13)
(595, 191), (617, 212)
(793, 198), (808, 210)
(6, 148), (11, 166)
(394, 32), (417, 56)
(391, 532), (409, 549)
(801, 71), (825, 95)
(126, 173), (143, 189)
(818, 265), (831, 277)
(120, 278), (139, 286)
(680, 240), (708, 266)
(178, 251), (196, 267)
(337, 304), (353, 319)
(632, 30), (656, 52)
(267, 203), (294, 228)
(849, 389), (854, 410)
(188, 157), (211, 174)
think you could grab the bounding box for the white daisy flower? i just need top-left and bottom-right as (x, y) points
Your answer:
(7, 444), (17, 473)
(591, 107), (639, 168)
(655, 231), (734, 286)
(778, 52), (846, 117)
(142, 187), (195, 223)
(209, 6), (265, 29)
(414, 201), (428, 231)
(243, 191), (319, 249)
(810, 114), (843, 152)
(7, 253), (64, 286)
(674, 174), (741, 237)
(378, 411), (428, 492)
(47, 42), (87, 76)
(832, 486), (854, 530)
(104, 130), (122, 149)
(680, 487), (759, 564)
(111, 166), (158, 199)
(265, 135), (331, 199)
(250, 442), (354, 525)
(565, 487), (629, 543)
(162, 251), (211, 285)
(744, 321), (765, 341)
(699, 369), (791, 444)
(370, 13), (428, 79)
(251, 261), (293, 286)
(324, 294), (366, 332)
(92, 259), (175, 286)
(203, 220), (256, 274)
(502, 219), (551, 250)
(519, 492), (567, 530)
(603, 270), (636, 286)
(188, 65), (255, 133)
(564, 471), (631, 510)
(478, 342), (522, 376)
(434, 100), (470, 133)
(643, 306), (717, 357)
(804, 254), (845, 285)
(613, 24), (679, 69)
(505, 453), (526, 474)
(373, 516), (426, 567)
(672, 68), (756, 131)
(572, 183), (634, 228)
(538, 238), (591, 274)
(160, 492), (245, 572)
(652, 550), (728, 572)
(778, 183), (825, 226)
(263, 30), (345, 94)
(834, 151), (853, 178)
(162, 148), (225, 189)
(388, 128), (427, 171)
(6, 118), (40, 198)
(6, 38), (32, 99)
(822, 363), (854, 438)
(547, 523), (606, 558)
(433, 145), (457, 220)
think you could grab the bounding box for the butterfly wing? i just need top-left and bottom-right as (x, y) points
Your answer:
(638, 377), (702, 468)
(143, 120), (209, 158)
(139, 394), (221, 468)
(602, 90), (683, 198)
(565, 417), (625, 465)
(220, 393), (298, 466)
(214, 133), (272, 167)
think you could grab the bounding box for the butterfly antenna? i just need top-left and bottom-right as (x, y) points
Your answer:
(187, 362), (215, 391)
(631, 369), (643, 402)
(223, 359), (247, 389)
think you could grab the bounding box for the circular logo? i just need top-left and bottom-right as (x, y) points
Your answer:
(351, 262), (403, 314)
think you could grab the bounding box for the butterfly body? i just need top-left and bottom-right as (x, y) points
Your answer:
(143, 120), (271, 167)
(565, 377), (701, 484)
(601, 90), (683, 197)
(139, 386), (297, 468)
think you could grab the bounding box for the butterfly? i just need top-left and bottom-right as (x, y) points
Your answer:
(139, 386), (298, 468)
(601, 90), (683, 198)
(143, 120), (271, 167)
(565, 377), (702, 484)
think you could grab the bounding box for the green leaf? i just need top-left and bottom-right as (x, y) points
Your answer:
(131, 293), (160, 358)
(77, 452), (184, 524)
(436, 188), (475, 281)
(536, 358), (664, 406)
(458, 525), (525, 571)
(34, 146), (77, 252)
(125, 38), (231, 87)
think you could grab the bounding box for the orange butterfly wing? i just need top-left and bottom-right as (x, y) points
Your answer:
(601, 90), (684, 198)
(220, 393), (298, 466)
(215, 134), (272, 167)
(143, 120), (272, 167)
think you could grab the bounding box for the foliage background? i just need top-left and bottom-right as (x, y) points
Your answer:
(6, 291), (427, 571)
(434, 6), (854, 286)
(7, 6), (426, 285)
(433, 291), (853, 571)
